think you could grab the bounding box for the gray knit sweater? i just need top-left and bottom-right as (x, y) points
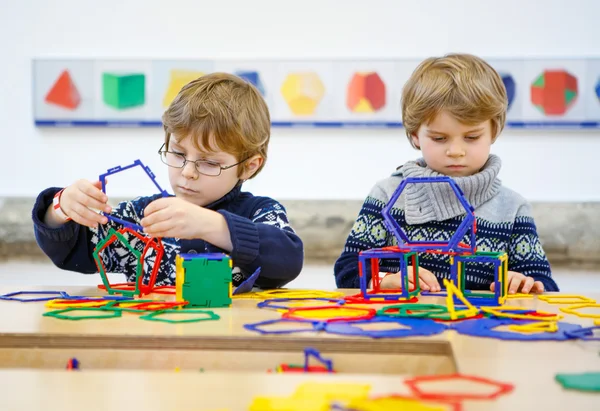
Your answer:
(334, 154), (558, 291)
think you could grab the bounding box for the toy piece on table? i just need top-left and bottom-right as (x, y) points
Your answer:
(269, 347), (335, 374)
(176, 253), (232, 308)
(555, 372), (600, 392)
(538, 294), (596, 304)
(232, 267), (261, 295)
(0, 291), (69, 302)
(560, 303), (600, 319)
(404, 373), (514, 401)
(360, 176), (511, 308)
(66, 358), (80, 370)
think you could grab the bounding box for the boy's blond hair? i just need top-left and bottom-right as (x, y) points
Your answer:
(401, 54), (507, 149)
(162, 72), (270, 179)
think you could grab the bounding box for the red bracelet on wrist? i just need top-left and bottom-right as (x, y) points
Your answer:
(52, 189), (71, 222)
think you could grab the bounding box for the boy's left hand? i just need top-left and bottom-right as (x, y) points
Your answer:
(141, 197), (205, 239)
(490, 271), (544, 294)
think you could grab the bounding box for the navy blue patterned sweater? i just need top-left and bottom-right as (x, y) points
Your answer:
(334, 155), (558, 292)
(33, 184), (303, 289)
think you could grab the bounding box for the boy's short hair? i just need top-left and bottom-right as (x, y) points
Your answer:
(401, 53), (507, 149)
(162, 72), (270, 178)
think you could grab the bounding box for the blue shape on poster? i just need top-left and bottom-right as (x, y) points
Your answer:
(236, 71), (265, 96)
(595, 78), (600, 102)
(501, 74), (516, 110)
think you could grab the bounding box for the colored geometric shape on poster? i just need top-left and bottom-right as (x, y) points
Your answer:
(596, 78), (600, 102)
(530, 69), (578, 116)
(281, 72), (325, 116)
(102, 72), (146, 110)
(163, 70), (204, 107)
(501, 73), (516, 110)
(44, 70), (81, 110)
(555, 372), (600, 392)
(347, 72), (386, 113)
(236, 71), (265, 96)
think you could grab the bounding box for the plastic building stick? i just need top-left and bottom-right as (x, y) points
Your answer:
(453, 318), (582, 341)
(232, 267), (261, 295)
(43, 307), (122, 320)
(538, 294), (596, 304)
(404, 373), (514, 401)
(507, 321), (558, 333)
(139, 309), (220, 324)
(564, 326), (600, 341)
(243, 318), (324, 335)
(282, 306), (376, 323)
(560, 303), (600, 319)
(324, 317), (447, 339)
(303, 347), (334, 372)
(482, 306), (562, 322)
(0, 291), (69, 302)
(256, 298), (346, 311)
(555, 372), (600, 392)
(443, 279), (479, 320)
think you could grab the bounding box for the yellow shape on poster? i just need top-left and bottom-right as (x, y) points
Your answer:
(163, 70), (204, 107)
(281, 73), (325, 115)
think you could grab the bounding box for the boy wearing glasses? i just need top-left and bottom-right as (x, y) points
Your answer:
(32, 73), (304, 289)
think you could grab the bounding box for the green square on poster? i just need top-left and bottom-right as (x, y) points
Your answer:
(102, 73), (145, 109)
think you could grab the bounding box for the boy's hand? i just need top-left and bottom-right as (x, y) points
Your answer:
(490, 271), (544, 294)
(57, 180), (112, 228)
(141, 197), (206, 239)
(378, 266), (441, 292)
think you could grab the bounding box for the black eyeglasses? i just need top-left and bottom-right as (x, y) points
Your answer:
(158, 143), (248, 177)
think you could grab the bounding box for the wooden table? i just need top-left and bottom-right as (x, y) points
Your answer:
(0, 286), (598, 410)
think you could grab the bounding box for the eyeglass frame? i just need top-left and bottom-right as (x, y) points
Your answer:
(158, 143), (249, 177)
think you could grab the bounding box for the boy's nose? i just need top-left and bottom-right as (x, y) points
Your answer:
(446, 144), (465, 157)
(181, 162), (199, 179)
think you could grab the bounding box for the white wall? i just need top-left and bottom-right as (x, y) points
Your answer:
(1, 0), (599, 201)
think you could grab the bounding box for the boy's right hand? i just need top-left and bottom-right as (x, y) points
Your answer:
(48, 180), (112, 228)
(377, 266), (441, 292)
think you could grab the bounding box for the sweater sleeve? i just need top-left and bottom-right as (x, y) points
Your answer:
(334, 186), (390, 289)
(218, 200), (303, 289)
(508, 203), (559, 292)
(32, 187), (151, 278)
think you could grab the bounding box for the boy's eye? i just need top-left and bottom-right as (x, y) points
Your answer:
(431, 136), (446, 142)
(465, 135), (481, 140)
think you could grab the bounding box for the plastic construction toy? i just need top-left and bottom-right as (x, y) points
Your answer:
(359, 176), (512, 308)
(232, 267), (261, 295)
(538, 294), (595, 304)
(176, 253), (233, 308)
(98, 159), (169, 231)
(358, 247), (421, 301)
(564, 326), (600, 341)
(0, 290), (69, 302)
(452, 318), (582, 341)
(139, 309), (220, 324)
(324, 316), (447, 339)
(91, 160), (170, 297)
(256, 298), (346, 311)
(94, 227), (165, 297)
(555, 372), (600, 392)
(243, 318), (325, 335)
(560, 303), (600, 319)
(270, 347), (335, 373)
(282, 306), (376, 323)
(66, 358), (80, 370)
(404, 373), (514, 401)
(450, 251), (508, 307)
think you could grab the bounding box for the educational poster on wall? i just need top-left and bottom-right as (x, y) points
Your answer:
(33, 58), (600, 128)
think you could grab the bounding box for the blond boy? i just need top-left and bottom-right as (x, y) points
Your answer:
(335, 54), (557, 294)
(34, 73), (303, 288)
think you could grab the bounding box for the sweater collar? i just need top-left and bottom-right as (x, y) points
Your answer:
(204, 181), (243, 210)
(394, 154), (502, 224)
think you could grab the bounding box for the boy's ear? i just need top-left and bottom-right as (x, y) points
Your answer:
(411, 133), (421, 149)
(240, 155), (263, 180)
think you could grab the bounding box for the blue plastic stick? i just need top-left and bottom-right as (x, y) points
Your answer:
(233, 267), (261, 295)
(303, 347), (333, 372)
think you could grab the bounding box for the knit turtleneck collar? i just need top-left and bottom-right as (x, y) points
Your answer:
(394, 154), (502, 224)
(204, 181), (243, 210)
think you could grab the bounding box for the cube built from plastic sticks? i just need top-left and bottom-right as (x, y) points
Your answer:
(382, 176), (476, 254)
(450, 251), (508, 307)
(176, 253), (233, 308)
(358, 246), (420, 301)
(93, 227), (164, 297)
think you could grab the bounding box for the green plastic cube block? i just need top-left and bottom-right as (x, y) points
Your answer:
(182, 255), (232, 308)
(102, 73), (145, 109)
